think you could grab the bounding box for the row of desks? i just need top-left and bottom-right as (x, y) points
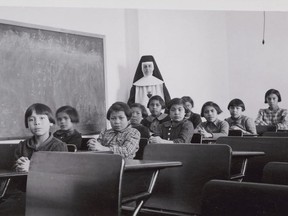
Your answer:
(0, 150), (264, 216)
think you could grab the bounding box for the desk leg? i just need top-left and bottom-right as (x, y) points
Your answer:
(230, 158), (248, 182)
(237, 158), (248, 182)
(132, 170), (159, 216)
(0, 178), (11, 199)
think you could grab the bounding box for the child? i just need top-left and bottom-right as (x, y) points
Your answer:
(141, 95), (170, 135)
(53, 105), (82, 149)
(149, 98), (194, 143)
(225, 99), (257, 135)
(130, 103), (150, 139)
(15, 103), (67, 172)
(181, 96), (202, 128)
(255, 89), (288, 130)
(87, 102), (140, 159)
(195, 101), (229, 139)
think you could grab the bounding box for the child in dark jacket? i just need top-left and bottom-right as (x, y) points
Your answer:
(53, 105), (82, 149)
(149, 98), (194, 143)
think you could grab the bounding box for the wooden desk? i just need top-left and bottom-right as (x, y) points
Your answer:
(0, 169), (27, 199)
(231, 151), (265, 182)
(202, 137), (217, 144)
(122, 159), (182, 216)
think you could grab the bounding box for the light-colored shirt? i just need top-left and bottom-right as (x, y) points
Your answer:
(97, 125), (140, 159)
(225, 115), (257, 135)
(255, 108), (288, 130)
(196, 119), (229, 139)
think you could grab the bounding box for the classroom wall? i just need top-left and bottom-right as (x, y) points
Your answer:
(0, 7), (287, 135)
(226, 11), (288, 119)
(137, 10), (230, 118)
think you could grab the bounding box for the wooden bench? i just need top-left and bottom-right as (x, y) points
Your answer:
(216, 136), (288, 182)
(140, 143), (232, 215)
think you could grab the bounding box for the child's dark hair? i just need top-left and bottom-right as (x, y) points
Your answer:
(181, 96), (194, 108)
(107, 102), (132, 120)
(147, 95), (165, 109)
(25, 103), (55, 128)
(166, 98), (189, 114)
(200, 101), (223, 117)
(130, 103), (148, 118)
(227, 99), (245, 111)
(56, 105), (79, 123)
(264, 89), (282, 103)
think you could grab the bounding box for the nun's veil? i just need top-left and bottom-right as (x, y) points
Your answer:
(128, 55), (171, 106)
(132, 55), (164, 83)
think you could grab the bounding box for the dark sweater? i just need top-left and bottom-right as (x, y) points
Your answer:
(53, 129), (82, 149)
(15, 134), (68, 160)
(159, 119), (194, 143)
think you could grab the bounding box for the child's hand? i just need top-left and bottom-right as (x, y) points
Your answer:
(149, 136), (164, 143)
(15, 157), (30, 172)
(87, 139), (109, 151)
(230, 125), (244, 132)
(197, 127), (212, 138)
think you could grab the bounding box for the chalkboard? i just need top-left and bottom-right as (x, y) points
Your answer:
(0, 20), (106, 139)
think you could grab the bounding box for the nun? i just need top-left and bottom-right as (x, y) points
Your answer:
(127, 55), (171, 107)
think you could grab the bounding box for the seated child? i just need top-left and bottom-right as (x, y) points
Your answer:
(181, 96), (202, 128)
(141, 95), (170, 135)
(53, 105), (82, 149)
(255, 89), (288, 130)
(195, 101), (229, 139)
(149, 98), (194, 143)
(87, 102), (140, 159)
(225, 99), (257, 135)
(15, 103), (67, 172)
(130, 103), (150, 139)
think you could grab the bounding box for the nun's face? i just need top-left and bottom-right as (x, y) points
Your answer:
(142, 62), (154, 77)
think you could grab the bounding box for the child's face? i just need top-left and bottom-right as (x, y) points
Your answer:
(109, 111), (129, 132)
(170, 104), (186, 122)
(142, 62), (154, 77)
(203, 106), (218, 122)
(266, 93), (279, 108)
(27, 111), (52, 137)
(149, 100), (162, 117)
(229, 106), (243, 118)
(56, 112), (74, 131)
(130, 107), (143, 125)
(184, 102), (193, 111)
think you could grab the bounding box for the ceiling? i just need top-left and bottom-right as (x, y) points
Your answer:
(0, 0), (288, 12)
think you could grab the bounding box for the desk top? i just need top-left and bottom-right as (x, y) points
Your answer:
(124, 159), (182, 171)
(232, 151), (265, 157)
(0, 169), (27, 178)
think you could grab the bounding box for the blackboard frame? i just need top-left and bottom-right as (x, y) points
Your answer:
(0, 19), (107, 140)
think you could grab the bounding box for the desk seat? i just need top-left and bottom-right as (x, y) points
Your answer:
(141, 144), (232, 215)
(216, 136), (288, 182)
(26, 152), (124, 216)
(201, 179), (288, 216)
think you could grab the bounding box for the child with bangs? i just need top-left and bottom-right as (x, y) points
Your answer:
(149, 98), (194, 144)
(53, 105), (82, 149)
(195, 101), (229, 139)
(87, 102), (140, 159)
(130, 103), (150, 139)
(255, 89), (288, 130)
(181, 96), (202, 128)
(15, 103), (67, 172)
(225, 99), (257, 135)
(141, 95), (170, 135)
